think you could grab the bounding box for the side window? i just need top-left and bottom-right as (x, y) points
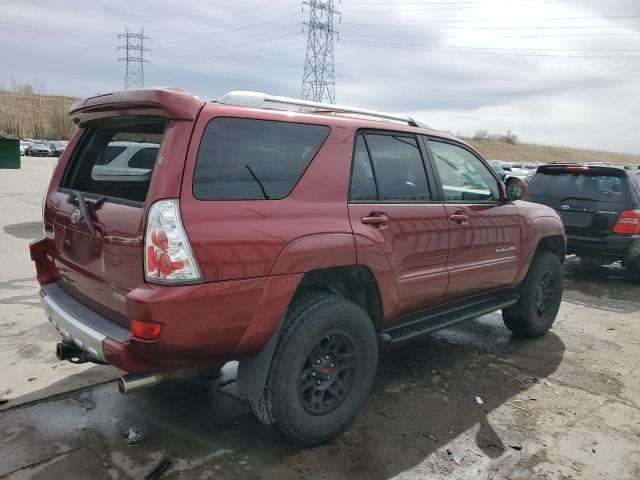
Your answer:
(365, 134), (429, 202)
(193, 118), (330, 200)
(429, 140), (499, 201)
(127, 147), (159, 170)
(349, 136), (378, 201)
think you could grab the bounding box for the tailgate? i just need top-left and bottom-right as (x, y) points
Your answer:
(526, 167), (630, 239)
(43, 115), (189, 326)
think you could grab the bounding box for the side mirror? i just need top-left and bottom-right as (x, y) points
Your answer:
(505, 177), (527, 201)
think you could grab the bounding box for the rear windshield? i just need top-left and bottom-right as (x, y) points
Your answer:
(528, 171), (628, 203)
(61, 117), (166, 203)
(193, 118), (330, 200)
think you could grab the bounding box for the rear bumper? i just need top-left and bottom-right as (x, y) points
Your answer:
(37, 273), (302, 373)
(41, 283), (129, 363)
(568, 233), (640, 263)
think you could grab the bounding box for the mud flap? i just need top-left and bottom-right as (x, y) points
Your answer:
(236, 321), (283, 401)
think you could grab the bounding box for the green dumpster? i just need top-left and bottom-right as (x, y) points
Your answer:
(0, 132), (20, 169)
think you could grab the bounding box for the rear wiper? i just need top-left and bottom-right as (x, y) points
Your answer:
(66, 190), (104, 235)
(245, 165), (269, 199)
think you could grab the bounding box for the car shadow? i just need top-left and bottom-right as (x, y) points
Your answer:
(19, 314), (561, 479)
(3, 221), (43, 240)
(563, 256), (640, 314)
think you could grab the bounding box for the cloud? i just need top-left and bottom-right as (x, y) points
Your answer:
(1, 0), (639, 153)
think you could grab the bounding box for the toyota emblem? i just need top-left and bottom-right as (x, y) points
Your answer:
(560, 204), (570, 210)
(70, 208), (81, 224)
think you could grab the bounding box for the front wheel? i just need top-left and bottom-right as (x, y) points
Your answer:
(250, 291), (378, 446)
(502, 251), (563, 338)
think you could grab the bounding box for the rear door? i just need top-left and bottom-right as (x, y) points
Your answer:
(348, 131), (450, 318)
(45, 117), (170, 324)
(526, 166), (631, 239)
(426, 138), (521, 298)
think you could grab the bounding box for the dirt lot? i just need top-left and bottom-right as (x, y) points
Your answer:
(1, 158), (639, 479)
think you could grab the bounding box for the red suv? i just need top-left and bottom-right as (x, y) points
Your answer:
(30, 88), (565, 446)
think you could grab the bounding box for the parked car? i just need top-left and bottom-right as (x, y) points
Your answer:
(19, 141), (32, 156)
(49, 141), (69, 157)
(26, 143), (53, 157)
(30, 88), (566, 446)
(487, 160), (508, 180)
(526, 163), (640, 281)
(90, 141), (159, 180)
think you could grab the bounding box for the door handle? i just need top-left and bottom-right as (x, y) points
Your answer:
(449, 213), (469, 225)
(361, 213), (390, 228)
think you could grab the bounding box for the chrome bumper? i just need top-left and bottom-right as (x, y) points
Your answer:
(40, 290), (107, 362)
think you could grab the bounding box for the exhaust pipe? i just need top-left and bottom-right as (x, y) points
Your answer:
(117, 373), (165, 394)
(117, 367), (217, 394)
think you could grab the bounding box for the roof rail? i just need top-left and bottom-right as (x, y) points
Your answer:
(217, 91), (434, 130)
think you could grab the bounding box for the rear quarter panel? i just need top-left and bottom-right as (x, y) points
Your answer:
(179, 104), (357, 283)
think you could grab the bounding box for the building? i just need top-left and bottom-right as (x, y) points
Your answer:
(0, 132), (20, 169)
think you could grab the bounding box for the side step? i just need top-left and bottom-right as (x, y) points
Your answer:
(381, 291), (519, 344)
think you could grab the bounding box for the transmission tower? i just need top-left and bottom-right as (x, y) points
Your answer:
(118, 27), (151, 89)
(301, 1), (339, 104)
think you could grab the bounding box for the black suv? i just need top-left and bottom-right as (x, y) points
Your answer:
(526, 164), (640, 281)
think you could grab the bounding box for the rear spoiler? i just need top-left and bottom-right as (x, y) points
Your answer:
(538, 164), (627, 176)
(69, 88), (205, 126)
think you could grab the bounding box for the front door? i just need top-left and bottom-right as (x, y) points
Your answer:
(348, 132), (449, 321)
(426, 139), (521, 298)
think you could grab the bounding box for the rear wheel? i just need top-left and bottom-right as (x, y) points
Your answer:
(250, 291), (378, 446)
(503, 251), (563, 338)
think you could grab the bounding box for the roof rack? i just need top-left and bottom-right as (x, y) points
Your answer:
(217, 91), (434, 130)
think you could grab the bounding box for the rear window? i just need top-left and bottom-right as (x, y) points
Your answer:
(528, 171), (628, 203)
(61, 117), (165, 203)
(193, 118), (330, 200)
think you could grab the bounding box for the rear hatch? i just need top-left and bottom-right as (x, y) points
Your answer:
(525, 165), (630, 239)
(43, 89), (203, 326)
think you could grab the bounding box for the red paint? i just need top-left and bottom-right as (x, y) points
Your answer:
(30, 88), (565, 374)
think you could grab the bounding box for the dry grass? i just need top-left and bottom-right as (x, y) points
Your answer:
(465, 138), (640, 165)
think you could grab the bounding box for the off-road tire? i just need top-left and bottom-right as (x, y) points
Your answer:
(502, 251), (563, 338)
(249, 291), (378, 446)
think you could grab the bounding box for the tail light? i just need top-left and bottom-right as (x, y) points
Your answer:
(144, 199), (202, 284)
(131, 319), (162, 340)
(613, 210), (640, 235)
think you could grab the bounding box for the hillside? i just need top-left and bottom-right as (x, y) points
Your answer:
(0, 88), (77, 140)
(465, 138), (640, 166)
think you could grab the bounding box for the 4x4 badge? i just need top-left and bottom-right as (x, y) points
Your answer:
(70, 208), (81, 224)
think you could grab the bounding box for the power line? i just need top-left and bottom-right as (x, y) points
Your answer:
(301, 0), (339, 103)
(342, 39), (640, 59)
(118, 27), (151, 89)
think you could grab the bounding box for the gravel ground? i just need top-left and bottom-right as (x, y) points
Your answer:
(0, 158), (638, 479)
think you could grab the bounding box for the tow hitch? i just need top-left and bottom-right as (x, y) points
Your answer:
(56, 342), (93, 364)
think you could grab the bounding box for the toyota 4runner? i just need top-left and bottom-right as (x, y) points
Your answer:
(30, 88), (566, 446)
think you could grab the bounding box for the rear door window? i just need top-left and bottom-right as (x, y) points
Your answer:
(61, 117), (165, 203)
(193, 118), (330, 200)
(359, 133), (430, 202)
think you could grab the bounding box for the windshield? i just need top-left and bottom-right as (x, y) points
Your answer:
(528, 172), (628, 203)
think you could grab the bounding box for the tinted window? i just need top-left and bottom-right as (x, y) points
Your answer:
(194, 118), (329, 200)
(429, 141), (498, 201)
(365, 134), (429, 202)
(349, 136), (378, 201)
(62, 118), (165, 203)
(528, 172), (627, 203)
(94, 146), (125, 166)
(128, 147), (158, 169)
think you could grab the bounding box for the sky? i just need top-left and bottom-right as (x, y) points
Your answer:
(1, 0), (639, 154)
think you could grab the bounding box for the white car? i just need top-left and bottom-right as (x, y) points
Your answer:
(20, 141), (33, 156)
(91, 141), (160, 181)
